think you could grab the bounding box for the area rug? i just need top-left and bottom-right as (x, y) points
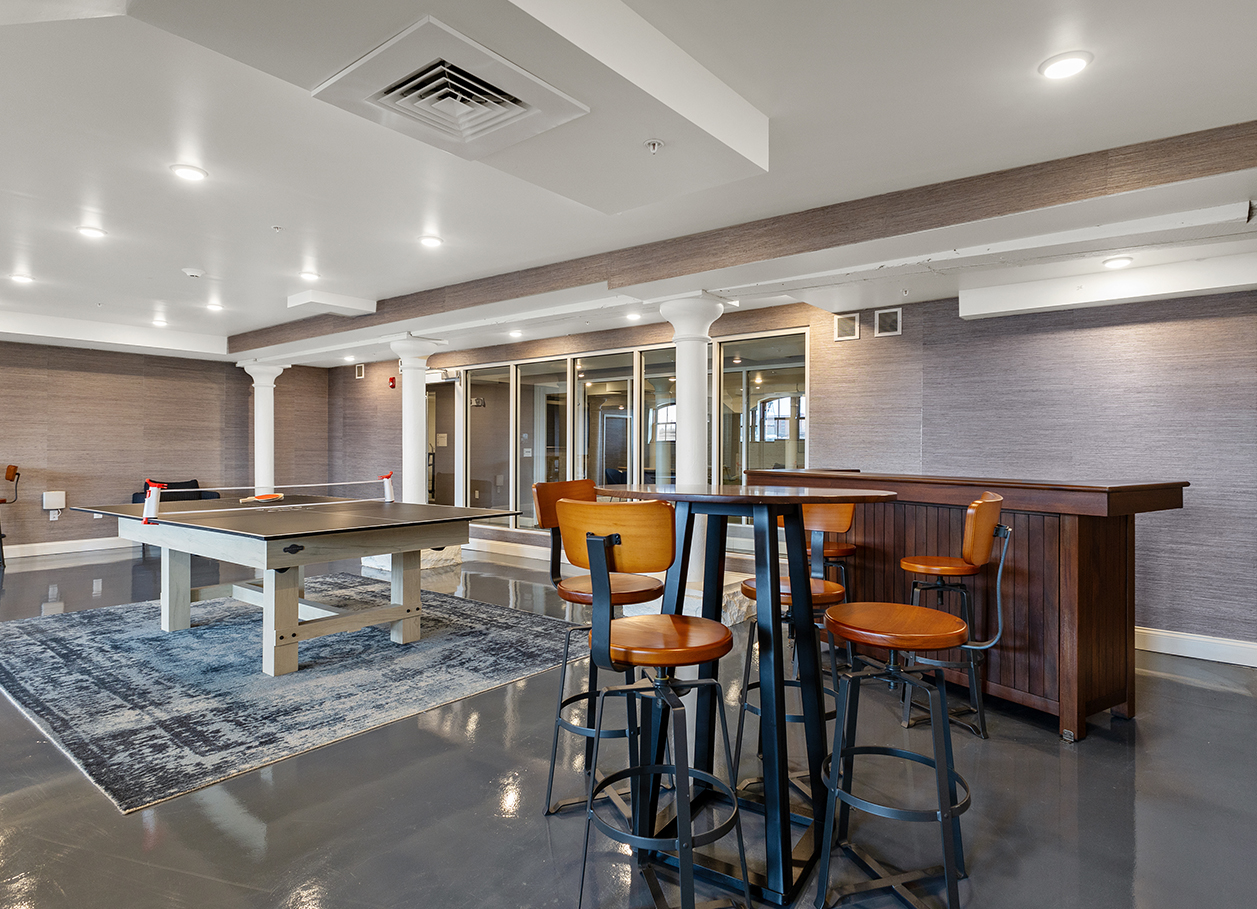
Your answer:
(0, 573), (574, 813)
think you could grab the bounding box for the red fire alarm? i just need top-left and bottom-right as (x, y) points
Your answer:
(388, 376), (396, 388)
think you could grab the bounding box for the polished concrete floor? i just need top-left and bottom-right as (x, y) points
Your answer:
(1, 548), (1255, 908)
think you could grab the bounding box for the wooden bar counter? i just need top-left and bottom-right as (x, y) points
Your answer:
(745, 469), (1189, 742)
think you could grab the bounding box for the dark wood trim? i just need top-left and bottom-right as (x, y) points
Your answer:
(746, 469), (1188, 517)
(227, 120), (1257, 355)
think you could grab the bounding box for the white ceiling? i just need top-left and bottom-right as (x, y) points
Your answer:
(2, 1), (1257, 367)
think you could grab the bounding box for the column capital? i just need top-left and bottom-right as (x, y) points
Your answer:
(390, 336), (447, 366)
(658, 293), (725, 342)
(238, 362), (287, 387)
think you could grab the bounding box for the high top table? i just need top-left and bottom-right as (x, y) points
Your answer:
(596, 484), (896, 905)
(745, 469), (1189, 742)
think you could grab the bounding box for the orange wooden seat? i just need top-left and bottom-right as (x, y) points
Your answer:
(739, 575), (846, 606)
(823, 601), (969, 652)
(599, 613), (733, 667)
(899, 491), (1003, 579)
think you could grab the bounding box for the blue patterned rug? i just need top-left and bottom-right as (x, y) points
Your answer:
(0, 573), (574, 813)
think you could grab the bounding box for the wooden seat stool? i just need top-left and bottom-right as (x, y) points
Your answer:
(534, 479), (665, 816)
(557, 497), (751, 909)
(899, 492), (1011, 738)
(816, 602), (974, 909)
(0, 465), (19, 571)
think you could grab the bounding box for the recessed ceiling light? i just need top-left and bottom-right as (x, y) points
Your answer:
(418, 235), (443, 248)
(170, 164), (208, 181)
(732, 357), (742, 364)
(300, 271), (320, 281)
(9, 274), (32, 283)
(152, 318), (167, 327)
(207, 302), (223, 311)
(344, 355), (356, 362)
(77, 226), (106, 238)
(509, 330), (523, 338)
(1103, 256), (1134, 269)
(626, 312), (641, 321)
(1039, 51), (1093, 79)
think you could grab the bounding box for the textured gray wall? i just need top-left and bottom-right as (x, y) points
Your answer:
(805, 293), (1256, 644)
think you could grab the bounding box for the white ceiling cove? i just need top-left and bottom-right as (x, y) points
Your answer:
(1, 0), (1256, 366)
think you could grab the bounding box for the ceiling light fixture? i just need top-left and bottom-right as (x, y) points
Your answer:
(1039, 51), (1093, 79)
(626, 313), (641, 321)
(1103, 255), (1134, 269)
(509, 330), (523, 338)
(77, 226), (106, 238)
(300, 271), (320, 281)
(418, 235), (443, 248)
(207, 302), (223, 311)
(170, 164), (208, 181)
(344, 356), (356, 362)
(9, 274), (32, 283)
(152, 318), (167, 327)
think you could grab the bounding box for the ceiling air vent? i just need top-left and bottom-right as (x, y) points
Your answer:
(371, 60), (530, 143)
(314, 17), (588, 161)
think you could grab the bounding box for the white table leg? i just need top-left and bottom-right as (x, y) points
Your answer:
(390, 549), (422, 643)
(161, 548), (192, 631)
(262, 568), (300, 676)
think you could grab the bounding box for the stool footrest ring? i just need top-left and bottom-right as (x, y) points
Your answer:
(589, 764), (742, 854)
(822, 745), (971, 824)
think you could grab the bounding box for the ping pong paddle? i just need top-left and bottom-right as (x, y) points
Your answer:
(240, 492), (285, 504)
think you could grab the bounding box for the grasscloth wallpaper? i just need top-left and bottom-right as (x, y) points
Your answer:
(2, 288), (1253, 644)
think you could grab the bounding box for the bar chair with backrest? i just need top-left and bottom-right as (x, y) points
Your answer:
(534, 479), (666, 815)
(899, 491), (1011, 738)
(816, 601), (974, 909)
(556, 496), (750, 909)
(0, 465), (19, 570)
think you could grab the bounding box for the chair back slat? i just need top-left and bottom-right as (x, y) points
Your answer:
(555, 498), (675, 574)
(961, 491), (1004, 566)
(532, 478), (596, 530)
(801, 502), (855, 534)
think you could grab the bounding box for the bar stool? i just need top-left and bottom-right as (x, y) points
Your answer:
(0, 465), (18, 570)
(816, 602), (973, 909)
(899, 492), (1010, 738)
(556, 497), (750, 909)
(733, 573), (844, 787)
(804, 503), (857, 599)
(534, 479), (664, 815)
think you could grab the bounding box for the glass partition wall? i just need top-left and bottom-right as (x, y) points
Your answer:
(463, 331), (805, 528)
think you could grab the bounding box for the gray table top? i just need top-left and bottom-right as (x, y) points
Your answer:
(73, 495), (514, 540)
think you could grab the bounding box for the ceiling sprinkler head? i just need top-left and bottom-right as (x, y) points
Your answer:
(643, 138), (664, 155)
(182, 268), (205, 278)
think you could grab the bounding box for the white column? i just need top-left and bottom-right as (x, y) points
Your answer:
(659, 295), (724, 488)
(241, 363), (286, 495)
(390, 337), (446, 504)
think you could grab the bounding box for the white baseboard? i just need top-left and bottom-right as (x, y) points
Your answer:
(1136, 626), (1257, 669)
(5, 536), (136, 560)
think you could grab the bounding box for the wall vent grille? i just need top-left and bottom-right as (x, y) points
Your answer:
(874, 307), (902, 337)
(834, 313), (860, 342)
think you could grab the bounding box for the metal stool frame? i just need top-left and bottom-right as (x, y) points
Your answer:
(816, 648), (972, 909)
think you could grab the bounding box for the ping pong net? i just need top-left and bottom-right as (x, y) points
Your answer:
(141, 473), (395, 523)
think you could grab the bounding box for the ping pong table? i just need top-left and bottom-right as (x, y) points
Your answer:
(76, 495), (511, 675)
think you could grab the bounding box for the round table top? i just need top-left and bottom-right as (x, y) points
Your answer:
(595, 484), (897, 505)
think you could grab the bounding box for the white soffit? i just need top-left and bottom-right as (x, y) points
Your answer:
(0, 311), (226, 358)
(312, 17), (589, 161)
(506, 0), (769, 171)
(959, 252), (1257, 320)
(287, 290), (378, 317)
(0, 0), (125, 26)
